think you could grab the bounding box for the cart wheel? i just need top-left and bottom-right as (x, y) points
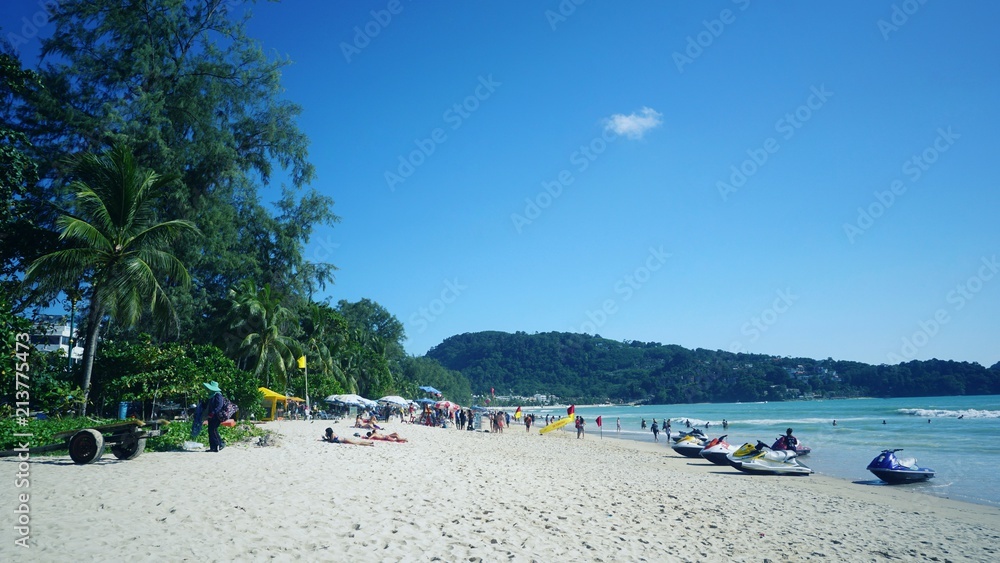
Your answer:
(111, 432), (146, 460)
(69, 429), (105, 464)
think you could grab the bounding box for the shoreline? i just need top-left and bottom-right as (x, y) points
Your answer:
(556, 425), (1000, 509)
(3, 420), (997, 561)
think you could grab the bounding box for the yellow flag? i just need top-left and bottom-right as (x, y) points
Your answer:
(297, 356), (306, 369)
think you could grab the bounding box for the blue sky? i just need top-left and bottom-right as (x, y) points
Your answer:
(5, 1), (1000, 367)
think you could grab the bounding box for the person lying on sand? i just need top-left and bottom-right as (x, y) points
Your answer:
(365, 430), (408, 443)
(322, 427), (374, 446)
(353, 415), (383, 430)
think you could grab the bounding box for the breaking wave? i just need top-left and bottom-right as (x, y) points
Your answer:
(897, 408), (1000, 419)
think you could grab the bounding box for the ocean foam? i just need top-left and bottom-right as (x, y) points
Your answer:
(897, 408), (1000, 419)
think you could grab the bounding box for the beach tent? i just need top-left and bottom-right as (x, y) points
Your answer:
(259, 387), (303, 421)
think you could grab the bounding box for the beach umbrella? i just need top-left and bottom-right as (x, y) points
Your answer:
(325, 394), (377, 408)
(378, 395), (410, 406)
(416, 398), (436, 405)
(419, 385), (442, 395)
(324, 394), (361, 407)
(435, 400), (461, 411)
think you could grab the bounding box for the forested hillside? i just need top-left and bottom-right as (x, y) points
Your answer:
(425, 331), (1000, 404)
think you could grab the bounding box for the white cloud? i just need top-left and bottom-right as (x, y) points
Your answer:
(603, 107), (663, 140)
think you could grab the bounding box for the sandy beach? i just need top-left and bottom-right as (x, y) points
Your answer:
(2, 420), (999, 562)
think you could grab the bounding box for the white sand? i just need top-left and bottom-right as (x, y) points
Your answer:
(2, 420), (999, 562)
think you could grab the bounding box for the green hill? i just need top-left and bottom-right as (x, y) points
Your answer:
(424, 331), (1000, 404)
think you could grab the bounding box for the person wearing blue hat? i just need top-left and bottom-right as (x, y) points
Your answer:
(202, 381), (224, 452)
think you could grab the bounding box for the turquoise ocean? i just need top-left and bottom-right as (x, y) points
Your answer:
(529, 395), (1000, 507)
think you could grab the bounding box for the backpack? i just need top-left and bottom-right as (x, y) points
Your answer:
(217, 395), (239, 421)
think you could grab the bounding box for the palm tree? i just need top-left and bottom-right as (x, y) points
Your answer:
(24, 143), (199, 415)
(225, 279), (300, 389)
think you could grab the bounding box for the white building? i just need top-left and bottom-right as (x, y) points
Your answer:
(30, 314), (84, 362)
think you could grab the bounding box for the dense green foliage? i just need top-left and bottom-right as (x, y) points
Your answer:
(144, 420), (268, 453)
(1, 289), (32, 390)
(92, 337), (264, 420)
(427, 331), (1000, 404)
(0, 416), (115, 454)
(398, 356), (472, 406)
(5, 2), (421, 417)
(14, 0), (339, 327)
(0, 51), (57, 309)
(0, 416), (268, 454)
(23, 143), (199, 414)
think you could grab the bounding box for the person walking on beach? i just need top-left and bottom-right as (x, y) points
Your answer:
(665, 419), (671, 440)
(651, 420), (659, 442)
(576, 416), (585, 439)
(200, 381), (227, 453)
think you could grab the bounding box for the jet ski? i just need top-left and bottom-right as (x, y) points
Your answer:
(670, 428), (707, 443)
(726, 441), (813, 476)
(771, 435), (812, 457)
(671, 434), (707, 458)
(700, 435), (737, 466)
(867, 449), (935, 484)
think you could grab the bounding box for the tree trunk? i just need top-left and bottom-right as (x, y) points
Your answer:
(79, 301), (104, 417)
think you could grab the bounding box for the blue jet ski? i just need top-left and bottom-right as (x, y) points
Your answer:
(867, 449), (935, 484)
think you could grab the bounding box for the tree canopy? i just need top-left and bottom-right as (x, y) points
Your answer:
(13, 0), (339, 343)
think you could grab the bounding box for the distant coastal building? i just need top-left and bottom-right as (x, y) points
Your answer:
(29, 314), (84, 363)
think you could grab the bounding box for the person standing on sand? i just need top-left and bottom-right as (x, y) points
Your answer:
(665, 420), (671, 440)
(651, 420), (659, 442)
(576, 416), (585, 439)
(200, 381), (226, 453)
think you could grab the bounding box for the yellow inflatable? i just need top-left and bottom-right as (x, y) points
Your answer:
(539, 416), (575, 435)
